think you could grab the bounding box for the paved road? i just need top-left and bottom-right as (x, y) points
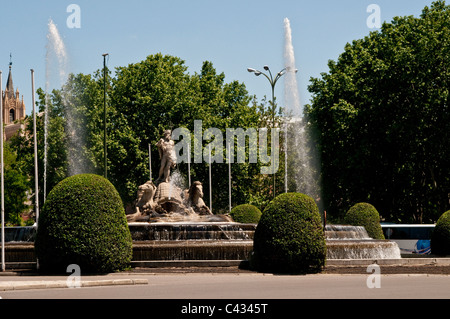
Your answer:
(2, 272), (448, 317)
(1, 272), (450, 299)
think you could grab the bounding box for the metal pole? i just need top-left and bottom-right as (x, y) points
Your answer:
(247, 66), (286, 199)
(228, 141), (231, 213)
(187, 141), (191, 187)
(285, 118), (288, 193)
(31, 69), (39, 270)
(148, 143), (152, 182)
(209, 144), (212, 213)
(31, 70), (39, 223)
(102, 53), (108, 178)
(1, 70), (4, 272)
(271, 84), (276, 197)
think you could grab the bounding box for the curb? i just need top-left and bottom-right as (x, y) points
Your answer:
(0, 278), (148, 291)
(131, 260), (246, 268)
(326, 258), (450, 266)
(4, 258), (450, 271)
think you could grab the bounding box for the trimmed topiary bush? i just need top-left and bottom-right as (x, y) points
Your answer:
(431, 210), (450, 256)
(230, 204), (262, 224)
(35, 174), (133, 273)
(251, 193), (326, 274)
(344, 203), (384, 240)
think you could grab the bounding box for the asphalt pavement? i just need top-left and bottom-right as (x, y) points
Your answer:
(1, 266), (448, 318)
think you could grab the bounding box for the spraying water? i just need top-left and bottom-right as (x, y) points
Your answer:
(283, 18), (321, 205)
(168, 169), (186, 200)
(45, 19), (69, 199)
(46, 20), (68, 83)
(46, 19), (89, 184)
(283, 18), (301, 117)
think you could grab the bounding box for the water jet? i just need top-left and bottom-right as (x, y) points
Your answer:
(325, 225), (401, 259)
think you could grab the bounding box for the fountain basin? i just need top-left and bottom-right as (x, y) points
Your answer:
(325, 225), (371, 240)
(128, 222), (256, 241)
(3, 226), (36, 243)
(133, 240), (253, 261)
(1, 223), (402, 268)
(326, 240), (401, 259)
(325, 224), (401, 259)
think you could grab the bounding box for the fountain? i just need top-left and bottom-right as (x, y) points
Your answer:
(126, 129), (233, 224)
(1, 129), (256, 266)
(282, 18), (321, 205)
(46, 19), (88, 180)
(45, 19), (68, 199)
(124, 129), (256, 264)
(1, 18), (401, 270)
(325, 225), (401, 259)
(282, 18), (400, 261)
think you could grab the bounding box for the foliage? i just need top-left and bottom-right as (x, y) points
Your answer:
(305, 1), (450, 223)
(34, 174), (133, 273)
(10, 87), (71, 208)
(252, 193), (326, 273)
(10, 53), (278, 219)
(110, 55), (269, 209)
(2, 143), (30, 225)
(344, 203), (385, 240)
(431, 210), (450, 255)
(230, 204), (262, 223)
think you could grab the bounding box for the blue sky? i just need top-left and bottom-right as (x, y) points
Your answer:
(1, 0), (435, 116)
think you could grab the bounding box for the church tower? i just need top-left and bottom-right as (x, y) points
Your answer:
(2, 59), (26, 140)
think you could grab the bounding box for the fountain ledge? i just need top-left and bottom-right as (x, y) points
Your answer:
(326, 258), (450, 266)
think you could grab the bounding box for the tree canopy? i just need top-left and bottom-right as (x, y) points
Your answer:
(9, 53), (276, 221)
(305, 1), (450, 223)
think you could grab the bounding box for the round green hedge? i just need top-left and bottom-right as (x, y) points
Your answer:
(252, 193), (326, 274)
(431, 210), (450, 256)
(344, 203), (384, 240)
(230, 204), (262, 223)
(35, 174), (133, 273)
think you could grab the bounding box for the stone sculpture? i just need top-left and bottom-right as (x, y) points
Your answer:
(186, 181), (212, 215)
(126, 129), (233, 223)
(155, 129), (177, 184)
(125, 181), (157, 222)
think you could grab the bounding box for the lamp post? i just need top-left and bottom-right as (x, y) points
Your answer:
(102, 53), (109, 179)
(247, 65), (286, 198)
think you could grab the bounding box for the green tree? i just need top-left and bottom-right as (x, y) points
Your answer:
(110, 54), (200, 204)
(10, 53), (274, 217)
(111, 54), (267, 210)
(305, 1), (450, 223)
(10, 88), (69, 207)
(2, 143), (30, 225)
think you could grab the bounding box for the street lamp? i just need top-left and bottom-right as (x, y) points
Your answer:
(247, 65), (287, 198)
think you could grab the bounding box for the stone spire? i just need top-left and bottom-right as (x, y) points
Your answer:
(5, 59), (14, 98)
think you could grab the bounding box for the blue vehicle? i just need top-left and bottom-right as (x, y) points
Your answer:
(381, 224), (435, 255)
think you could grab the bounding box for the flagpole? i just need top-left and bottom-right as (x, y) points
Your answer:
(228, 141), (231, 214)
(148, 143), (152, 182)
(187, 141), (191, 188)
(209, 144), (212, 213)
(1, 70), (5, 272)
(31, 69), (39, 270)
(31, 70), (39, 226)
